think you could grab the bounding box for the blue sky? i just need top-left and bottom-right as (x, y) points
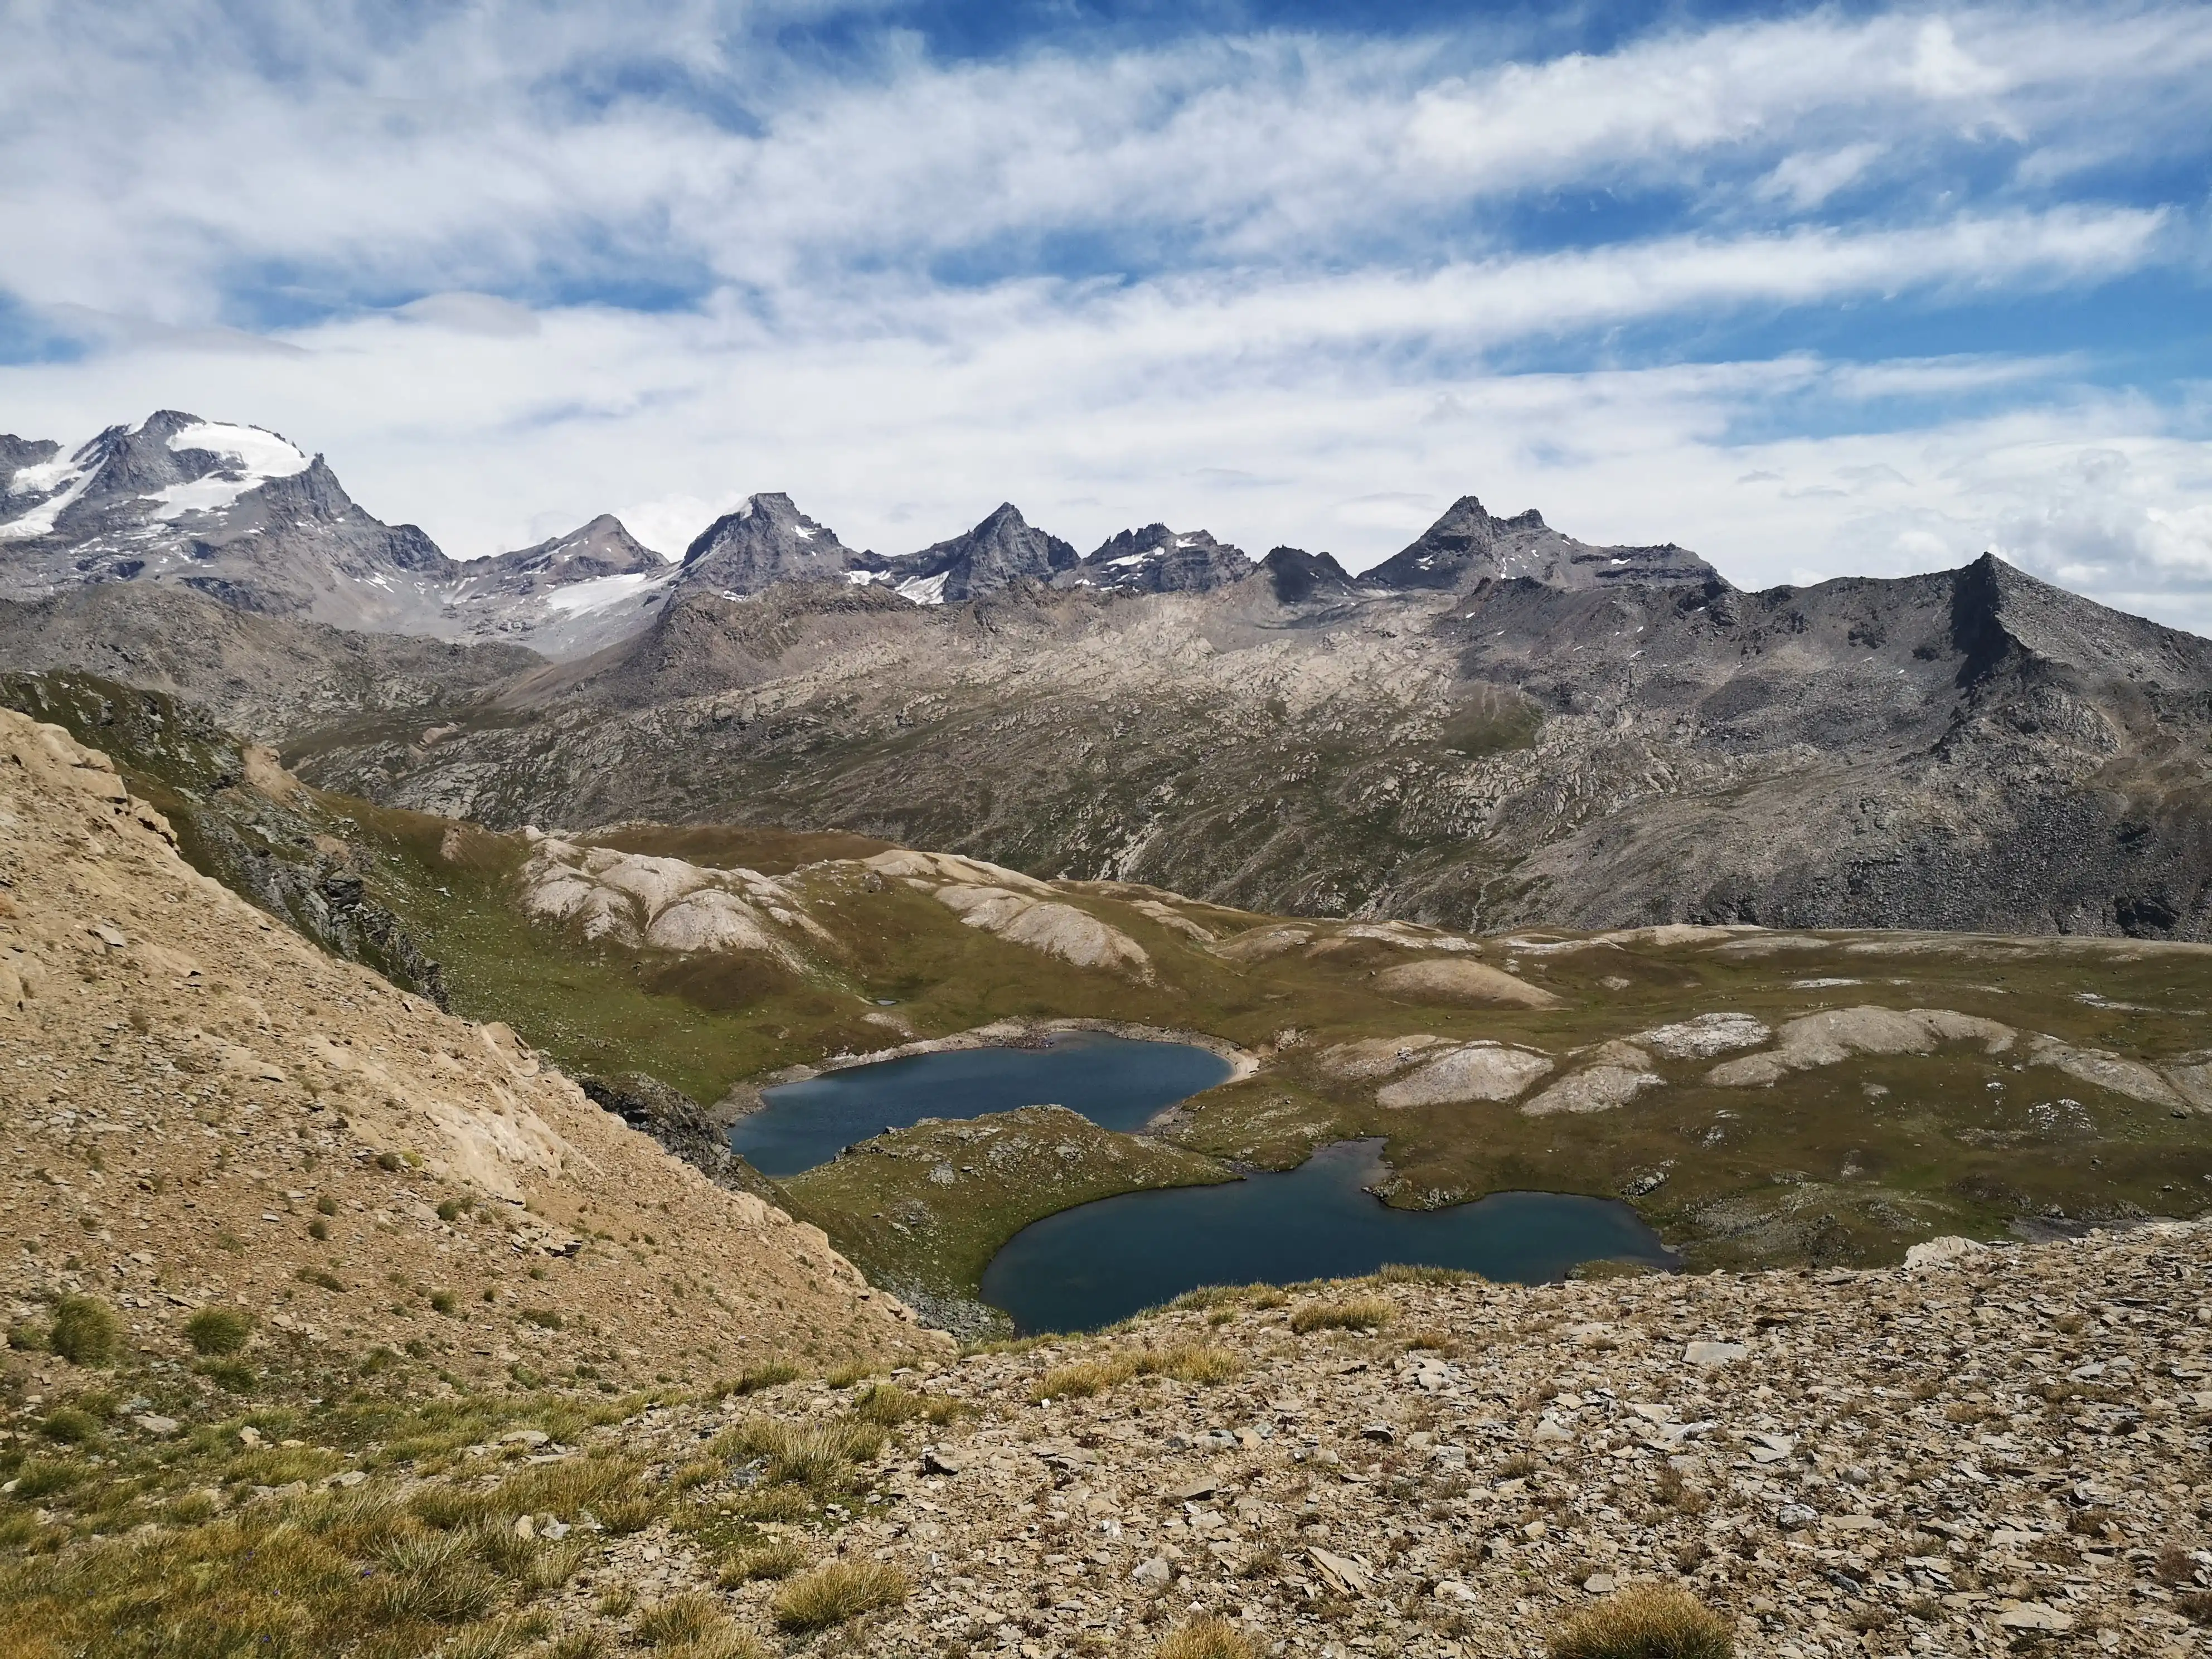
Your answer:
(2, 0), (2209, 628)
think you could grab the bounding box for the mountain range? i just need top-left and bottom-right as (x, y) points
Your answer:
(0, 411), (1359, 651)
(3, 409), (2208, 940)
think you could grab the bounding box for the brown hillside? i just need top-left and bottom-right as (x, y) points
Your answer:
(0, 708), (946, 1391)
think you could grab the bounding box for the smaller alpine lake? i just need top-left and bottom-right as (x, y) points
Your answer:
(731, 1031), (1234, 1177)
(979, 1138), (1676, 1333)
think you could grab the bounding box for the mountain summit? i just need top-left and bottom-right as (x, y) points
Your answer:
(886, 502), (1078, 604)
(681, 492), (877, 594)
(1058, 525), (1255, 594)
(0, 411), (682, 653)
(1362, 496), (1718, 591)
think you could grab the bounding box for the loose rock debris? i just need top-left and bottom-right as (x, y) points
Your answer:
(551, 1220), (2212, 1657)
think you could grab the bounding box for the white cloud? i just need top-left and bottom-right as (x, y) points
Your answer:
(1756, 144), (1886, 211)
(2, 1), (2208, 317)
(396, 294), (543, 337)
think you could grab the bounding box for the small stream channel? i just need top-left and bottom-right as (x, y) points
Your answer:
(730, 1036), (1673, 1331)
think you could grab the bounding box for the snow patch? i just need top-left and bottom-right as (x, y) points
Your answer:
(0, 445), (96, 540)
(144, 421), (310, 520)
(897, 571), (950, 605)
(542, 570), (665, 616)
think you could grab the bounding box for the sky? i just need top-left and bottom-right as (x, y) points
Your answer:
(1, 0), (2209, 630)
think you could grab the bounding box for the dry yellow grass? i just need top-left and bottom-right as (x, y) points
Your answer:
(635, 1592), (726, 1647)
(1288, 1294), (1395, 1334)
(1030, 1342), (1243, 1402)
(1154, 1615), (1257, 1659)
(770, 1560), (910, 1632)
(717, 1540), (808, 1587)
(1550, 1585), (1734, 1659)
(709, 1418), (885, 1489)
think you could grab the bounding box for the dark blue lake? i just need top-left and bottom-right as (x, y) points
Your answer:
(979, 1138), (1677, 1334)
(728, 1031), (1235, 1177)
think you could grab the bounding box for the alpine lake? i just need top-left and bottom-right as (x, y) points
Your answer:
(736, 1032), (1674, 1332)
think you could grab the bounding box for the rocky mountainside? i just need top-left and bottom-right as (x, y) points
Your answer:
(7, 673), (2198, 1320)
(9, 1152), (2207, 1657)
(282, 547), (2212, 941)
(6, 410), (2211, 939)
(0, 582), (540, 740)
(0, 411), (455, 625)
(557, 1224), (2212, 1658)
(0, 702), (941, 1389)
(445, 512), (683, 657)
(0, 411), (682, 655)
(678, 491), (879, 597)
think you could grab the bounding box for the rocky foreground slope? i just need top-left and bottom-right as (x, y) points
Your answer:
(576, 1222), (2212, 1657)
(0, 705), (943, 1394)
(9, 1219), (2174, 1659)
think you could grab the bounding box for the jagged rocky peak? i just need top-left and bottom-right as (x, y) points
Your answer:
(678, 491), (877, 595)
(883, 502), (1078, 605)
(1261, 546), (1357, 605)
(1056, 523), (1255, 595)
(468, 515), (666, 593)
(1361, 494), (1720, 593)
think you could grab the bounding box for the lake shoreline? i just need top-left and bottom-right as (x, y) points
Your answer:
(709, 1016), (1261, 1126)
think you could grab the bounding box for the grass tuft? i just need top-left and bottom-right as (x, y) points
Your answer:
(719, 1540), (809, 1586)
(48, 1294), (121, 1366)
(847, 1380), (963, 1427)
(366, 1532), (499, 1626)
(1155, 1616), (1258, 1659)
(185, 1306), (255, 1356)
(1550, 1585), (1734, 1659)
(636, 1591), (726, 1647)
(444, 1612), (552, 1658)
(39, 1405), (101, 1444)
(1374, 1263), (1479, 1287)
(720, 1361), (802, 1396)
(772, 1560), (910, 1632)
(1030, 1342), (1242, 1403)
(711, 1419), (884, 1490)
(1288, 1295), (1394, 1335)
